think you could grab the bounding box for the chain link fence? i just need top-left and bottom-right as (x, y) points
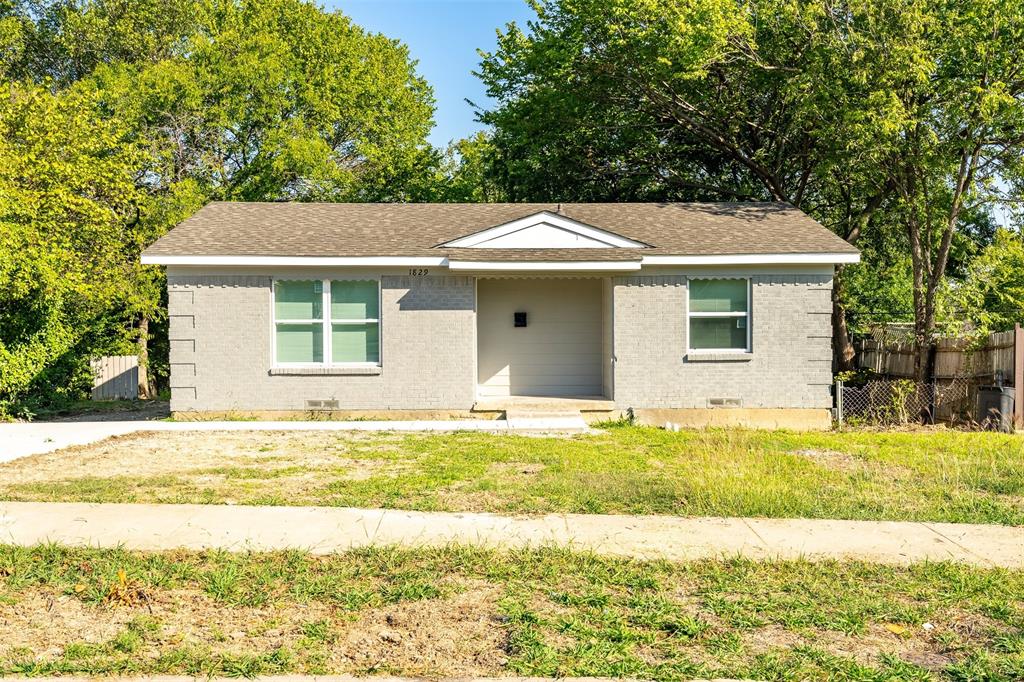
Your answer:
(839, 325), (1022, 429)
(835, 375), (987, 427)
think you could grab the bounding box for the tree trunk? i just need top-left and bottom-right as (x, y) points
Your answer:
(137, 316), (155, 399)
(909, 237), (933, 383)
(832, 267), (856, 372)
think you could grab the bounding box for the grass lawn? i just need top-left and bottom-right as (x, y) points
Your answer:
(1, 424), (1022, 525)
(0, 544), (1021, 680)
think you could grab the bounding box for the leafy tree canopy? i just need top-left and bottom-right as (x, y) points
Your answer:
(477, 0), (1024, 375)
(4, 0), (437, 200)
(940, 229), (1024, 336)
(0, 84), (147, 413)
(0, 0), (441, 415)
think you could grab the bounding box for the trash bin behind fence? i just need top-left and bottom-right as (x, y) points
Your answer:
(977, 386), (1015, 432)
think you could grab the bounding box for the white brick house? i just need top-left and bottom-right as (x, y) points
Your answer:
(142, 202), (859, 428)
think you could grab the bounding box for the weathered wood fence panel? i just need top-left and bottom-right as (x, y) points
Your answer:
(853, 328), (1021, 425)
(90, 355), (139, 400)
(857, 330), (1015, 381)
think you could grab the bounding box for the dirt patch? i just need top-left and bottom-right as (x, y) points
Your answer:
(433, 489), (510, 512)
(425, 462), (549, 512)
(791, 449), (864, 472)
(0, 581), (508, 676)
(0, 587), (332, 658)
(995, 493), (1024, 514)
(330, 582), (507, 676)
(0, 431), (407, 504)
(335, 458), (395, 481)
(0, 590), (133, 656)
(740, 623), (805, 653)
(813, 623), (953, 670)
(739, 622), (953, 670)
(944, 610), (1006, 640)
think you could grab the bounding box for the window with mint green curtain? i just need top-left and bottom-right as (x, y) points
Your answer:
(688, 278), (750, 351)
(274, 280), (324, 363)
(689, 279), (747, 313)
(274, 280), (322, 320)
(274, 279), (380, 365)
(332, 324), (379, 363)
(276, 324), (324, 363)
(330, 280), (380, 364)
(690, 317), (747, 350)
(331, 280), (378, 320)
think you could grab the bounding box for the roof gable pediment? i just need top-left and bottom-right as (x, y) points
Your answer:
(437, 211), (648, 249)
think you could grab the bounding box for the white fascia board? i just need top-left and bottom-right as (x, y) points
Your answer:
(142, 252), (859, 267)
(641, 253), (860, 265)
(447, 260), (642, 272)
(441, 211), (647, 249)
(140, 255), (449, 266)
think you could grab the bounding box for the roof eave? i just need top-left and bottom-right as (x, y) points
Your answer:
(641, 252), (860, 265)
(141, 252), (860, 267)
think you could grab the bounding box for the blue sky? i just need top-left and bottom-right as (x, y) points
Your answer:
(329, 0), (537, 147)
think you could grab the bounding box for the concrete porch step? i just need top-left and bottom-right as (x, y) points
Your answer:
(505, 414), (591, 432)
(472, 395), (615, 414)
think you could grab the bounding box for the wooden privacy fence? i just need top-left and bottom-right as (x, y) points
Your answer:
(858, 330), (1016, 381)
(853, 325), (1024, 427)
(90, 355), (139, 400)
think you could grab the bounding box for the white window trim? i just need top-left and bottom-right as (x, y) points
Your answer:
(271, 278), (382, 368)
(686, 276), (752, 354)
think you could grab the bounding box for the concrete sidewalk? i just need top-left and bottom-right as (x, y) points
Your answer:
(1, 501), (1020, 567)
(0, 417), (589, 463)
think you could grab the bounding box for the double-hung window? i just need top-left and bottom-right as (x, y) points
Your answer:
(273, 279), (380, 366)
(687, 278), (751, 352)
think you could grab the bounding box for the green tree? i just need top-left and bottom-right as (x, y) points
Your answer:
(1, 0), (201, 85)
(939, 229), (1024, 336)
(476, 0), (912, 368)
(477, 0), (1024, 375)
(882, 0), (1024, 378)
(0, 83), (148, 414)
(433, 133), (505, 202)
(0, 0), (439, 412)
(80, 0), (435, 202)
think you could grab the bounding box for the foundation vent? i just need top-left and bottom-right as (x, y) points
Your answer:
(305, 399), (340, 410)
(708, 397), (742, 408)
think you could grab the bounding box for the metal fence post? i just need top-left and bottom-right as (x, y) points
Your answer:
(1015, 323), (1023, 430)
(835, 379), (844, 424)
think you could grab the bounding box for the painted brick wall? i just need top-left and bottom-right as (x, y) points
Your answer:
(167, 274), (476, 412)
(611, 274), (833, 409)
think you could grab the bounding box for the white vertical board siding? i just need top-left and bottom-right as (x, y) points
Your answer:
(91, 355), (139, 400)
(602, 277), (614, 399)
(477, 278), (603, 397)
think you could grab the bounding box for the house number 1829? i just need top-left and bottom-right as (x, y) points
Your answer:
(408, 268), (429, 276)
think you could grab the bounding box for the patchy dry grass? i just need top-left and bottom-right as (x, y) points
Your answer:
(2, 425), (1023, 524)
(0, 544), (1021, 680)
(29, 399), (171, 422)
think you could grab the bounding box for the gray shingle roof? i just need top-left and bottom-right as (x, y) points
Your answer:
(142, 201), (858, 259)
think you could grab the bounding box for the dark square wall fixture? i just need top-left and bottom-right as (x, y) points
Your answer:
(514, 312), (527, 327)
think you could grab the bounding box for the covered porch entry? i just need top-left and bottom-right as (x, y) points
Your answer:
(475, 277), (612, 400)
